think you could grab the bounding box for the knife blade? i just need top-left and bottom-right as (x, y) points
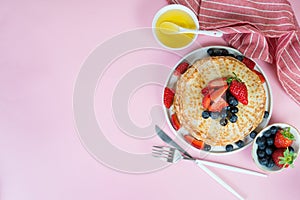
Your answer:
(155, 125), (193, 159)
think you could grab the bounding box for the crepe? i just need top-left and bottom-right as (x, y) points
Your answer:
(174, 56), (266, 146)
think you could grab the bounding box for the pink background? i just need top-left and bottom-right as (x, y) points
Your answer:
(1, 0), (300, 200)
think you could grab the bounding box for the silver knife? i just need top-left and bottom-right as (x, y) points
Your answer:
(155, 125), (193, 159)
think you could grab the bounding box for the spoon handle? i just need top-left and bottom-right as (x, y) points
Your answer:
(179, 28), (223, 37)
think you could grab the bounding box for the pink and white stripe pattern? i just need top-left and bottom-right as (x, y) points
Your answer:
(167, 0), (300, 105)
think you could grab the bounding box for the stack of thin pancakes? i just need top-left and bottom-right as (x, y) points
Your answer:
(174, 56), (266, 146)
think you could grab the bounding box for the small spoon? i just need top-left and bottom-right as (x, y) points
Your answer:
(159, 21), (223, 37)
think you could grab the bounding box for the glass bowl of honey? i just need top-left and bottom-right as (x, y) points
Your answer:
(152, 4), (199, 50)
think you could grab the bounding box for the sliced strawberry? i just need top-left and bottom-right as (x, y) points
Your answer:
(210, 85), (228, 102)
(242, 57), (256, 70)
(163, 87), (174, 108)
(174, 62), (189, 76)
(208, 98), (228, 112)
(202, 94), (211, 109)
(184, 135), (205, 149)
(252, 70), (266, 83)
(171, 113), (180, 131)
(207, 77), (227, 88)
(201, 87), (210, 95)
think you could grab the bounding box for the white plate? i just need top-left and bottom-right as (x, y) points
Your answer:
(163, 45), (273, 154)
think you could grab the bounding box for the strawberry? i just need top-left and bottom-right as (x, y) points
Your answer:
(227, 73), (248, 105)
(201, 87), (210, 95)
(163, 87), (174, 108)
(242, 57), (256, 70)
(170, 113), (180, 131)
(210, 85), (228, 102)
(174, 62), (189, 76)
(252, 70), (266, 83)
(208, 98), (228, 112)
(272, 148), (297, 168)
(229, 80), (248, 105)
(274, 127), (295, 148)
(184, 135), (205, 149)
(207, 77), (227, 88)
(202, 94), (211, 109)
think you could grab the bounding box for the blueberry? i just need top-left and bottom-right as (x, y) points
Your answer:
(227, 54), (236, 58)
(264, 111), (269, 119)
(204, 144), (211, 151)
(265, 147), (273, 155)
(256, 137), (262, 144)
(257, 136), (266, 148)
(235, 140), (244, 148)
(228, 96), (238, 107)
(263, 130), (272, 137)
(220, 118), (228, 126)
(257, 136), (266, 143)
(249, 130), (257, 139)
(229, 114), (238, 123)
(207, 48), (229, 56)
(270, 126), (278, 135)
(257, 149), (266, 158)
(258, 143), (266, 150)
(258, 157), (268, 166)
(220, 108), (228, 118)
(257, 144), (266, 150)
(207, 48), (214, 56)
(230, 106), (239, 114)
(256, 136), (266, 146)
(235, 55), (244, 61)
(226, 90), (232, 98)
(288, 146), (294, 152)
(266, 137), (274, 146)
(225, 106), (231, 111)
(219, 49), (229, 56)
(202, 111), (210, 119)
(210, 112), (220, 119)
(225, 144), (234, 152)
(266, 158), (275, 168)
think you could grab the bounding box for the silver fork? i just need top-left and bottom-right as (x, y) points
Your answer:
(152, 146), (267, 177)
(152, 146), (245, 200)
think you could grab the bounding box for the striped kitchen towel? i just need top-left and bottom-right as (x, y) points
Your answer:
(167, 0), (300, 106)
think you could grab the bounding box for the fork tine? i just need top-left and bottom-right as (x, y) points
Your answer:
(152, 146), (175, 157)
(152, 146), (172, 157)
(152, 145), (170, 151)
(151, 146), (180, 163)
(152, 148), (173, 158)
(152, 152), (172, 161)
(152, 152), (170, 160)
(155, 155), (174, 163)
(152, 146), (168, 153)
(152, 145), (175, 152)
(152, 151), (174, 163)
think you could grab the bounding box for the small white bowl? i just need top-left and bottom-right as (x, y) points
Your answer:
(252, 123), (300, 173)
(152, 4), (199, 50)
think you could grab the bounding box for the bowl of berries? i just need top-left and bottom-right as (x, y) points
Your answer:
(252, 123), (299, 172)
